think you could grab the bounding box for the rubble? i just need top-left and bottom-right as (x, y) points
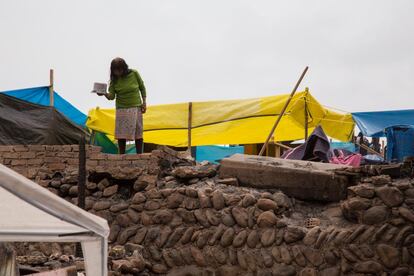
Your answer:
(1, 146), (414, 275)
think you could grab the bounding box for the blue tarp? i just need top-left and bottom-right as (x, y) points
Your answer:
(386, 126), (414, 162)
(352, 109), (414, 137)
(196, 145), (244, 164)
(1, 86), (87, 126)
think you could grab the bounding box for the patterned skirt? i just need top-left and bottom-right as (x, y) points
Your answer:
(115, 107), (143, 140)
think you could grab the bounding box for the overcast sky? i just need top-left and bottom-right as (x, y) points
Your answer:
(0, 0), (413, 114)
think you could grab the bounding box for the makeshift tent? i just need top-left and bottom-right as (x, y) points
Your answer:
(0, 164), (109, 275)
(0, 93), (88, 145)
(87, 90), (354, 147)
(352, 109), (414, 137)
(196, 145), (244, 164)
(1, 86), (87, 126)
(386, 126), (414, 162)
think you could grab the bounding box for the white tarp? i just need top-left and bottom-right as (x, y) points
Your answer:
(0, 164), (109, 275)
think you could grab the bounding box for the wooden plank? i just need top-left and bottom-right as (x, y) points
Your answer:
(274, 142), (292, 150)
(275, 145), (281, 158)
(359, 143), (382, 157)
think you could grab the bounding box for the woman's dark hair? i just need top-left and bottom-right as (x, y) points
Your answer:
(110, 57), (130, 81)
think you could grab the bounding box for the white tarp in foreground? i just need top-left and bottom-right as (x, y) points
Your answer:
(0, 164), (109, 276)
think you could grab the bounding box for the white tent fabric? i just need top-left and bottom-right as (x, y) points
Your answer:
(0, 164), (109, 275)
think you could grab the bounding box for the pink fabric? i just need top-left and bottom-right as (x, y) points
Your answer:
(330, 152), (362, 167)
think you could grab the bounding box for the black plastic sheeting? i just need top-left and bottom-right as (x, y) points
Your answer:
(281, 125), (330, 162)
(0, 93), (89, 145)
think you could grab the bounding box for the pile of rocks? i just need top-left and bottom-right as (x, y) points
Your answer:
(7, 147), (414, 275)
(11, 243), (83, 273)
(341, 175), (414, 224)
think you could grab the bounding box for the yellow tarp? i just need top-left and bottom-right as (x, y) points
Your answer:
(86, 91), (354, 147)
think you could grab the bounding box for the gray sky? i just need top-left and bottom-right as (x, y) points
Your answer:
(0, 0), (413, 114)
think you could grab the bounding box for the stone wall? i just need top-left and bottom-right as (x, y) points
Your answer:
(101, 172), (414, 276)
(0, 144), (153, 181)
(1, 146), (414, 275)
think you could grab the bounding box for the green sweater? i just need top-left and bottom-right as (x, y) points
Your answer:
(107, 69), (146, 109)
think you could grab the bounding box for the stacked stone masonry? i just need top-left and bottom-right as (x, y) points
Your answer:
(1, 145), (414, 275)
(0, 145), (152, 182)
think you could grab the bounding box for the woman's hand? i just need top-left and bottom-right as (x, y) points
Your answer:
(141, 103), (147, 114)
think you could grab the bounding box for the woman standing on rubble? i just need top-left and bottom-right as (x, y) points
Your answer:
(98, 57), (147, 154)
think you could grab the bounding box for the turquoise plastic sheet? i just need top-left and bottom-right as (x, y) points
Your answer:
(196, 145), (244, 164)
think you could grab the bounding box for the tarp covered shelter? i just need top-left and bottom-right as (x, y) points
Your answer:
(352, 109), (414, 137)
(0, 164), (109, 275)
(0, 93), (88, 145)
(87, 90), (354, 147)
(1, 86), (87, 126)
(385, 126), (414, 162)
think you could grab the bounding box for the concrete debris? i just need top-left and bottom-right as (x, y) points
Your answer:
(219, 154), (350, 201)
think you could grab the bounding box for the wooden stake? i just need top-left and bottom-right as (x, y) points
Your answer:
(78, 133), (86, 210)
(304, 87), (309, 140)
(358, 143), (383, 157)
(76, 134), (86, 258)
(259, 66), (309, 156)
(49, 69), (54, 106)
(274, 142), (292, 150)
(188, 102), (193, 152)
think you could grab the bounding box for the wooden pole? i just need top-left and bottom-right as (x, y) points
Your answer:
(188, 102), (193, 152)
(358, 143), (383, 157)
(78, 134), (86, 210)
(49, 69), (54, 106)
(274, 142), (292, 150)
(76, 134), (86, 258)
(259, 66), (309, 156)
(304, 87), (309, 141)
(0, 243), (19, 276)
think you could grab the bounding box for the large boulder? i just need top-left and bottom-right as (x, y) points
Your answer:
(376, 186), (404, 207)
(362, 206), (389, 225)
